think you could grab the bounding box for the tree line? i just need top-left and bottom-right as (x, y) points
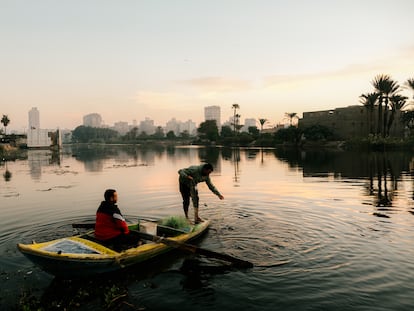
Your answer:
(360, 75), (414, 137)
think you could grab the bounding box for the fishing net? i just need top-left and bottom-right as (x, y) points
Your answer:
(160, 215), (190, 229)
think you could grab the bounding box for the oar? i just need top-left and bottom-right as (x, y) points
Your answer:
(72, 223), (95, 229)
(72, 223), (253, 268)
(134, 230), (253, 269)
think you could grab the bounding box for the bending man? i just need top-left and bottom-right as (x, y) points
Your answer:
(178, 163), (224, 223)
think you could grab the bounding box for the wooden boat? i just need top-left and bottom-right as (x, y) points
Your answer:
(17, 218), (210, 277)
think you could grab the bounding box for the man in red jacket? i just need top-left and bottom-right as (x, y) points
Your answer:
(95, 189), (138, 250)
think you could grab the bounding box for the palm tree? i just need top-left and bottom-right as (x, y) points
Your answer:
(359, 92), (379, 135)
(285, 112), (298, 126)
(372, 75), (400, 137)
(231, 103), (240, 134)
(387, 94), (408, 136)
(1, 115), (10, 135)
(258, 118), (268, 132)
(406, 78), (414, 99)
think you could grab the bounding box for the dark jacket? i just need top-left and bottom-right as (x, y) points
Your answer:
(95, 201), (130, 241)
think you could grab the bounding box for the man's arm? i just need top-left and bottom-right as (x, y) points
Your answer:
(113, 212), (130, 234)
(205, 177), (224, 199)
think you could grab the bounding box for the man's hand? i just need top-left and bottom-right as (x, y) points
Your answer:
(187, 176), (193, 180)
(218, 195), (224, 200)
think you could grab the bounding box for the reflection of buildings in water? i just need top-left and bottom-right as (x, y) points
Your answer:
(174, 147), (200, 164)
(84, 160), (104, 172)
(138, 149), (156, 166)
(28, 150), (61, 180)
(113, 151), (132, 165)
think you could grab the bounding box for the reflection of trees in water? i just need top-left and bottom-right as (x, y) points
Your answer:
(221, 147), (241, 185)
(273, 149), (413, 216)
(72, 145), (154, 171)
(367, 153), (399, 209)
(2, 161), (12, 181)
(198, 147), (220, 168)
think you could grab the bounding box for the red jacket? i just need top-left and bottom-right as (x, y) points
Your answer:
(95, 201), (129, 241)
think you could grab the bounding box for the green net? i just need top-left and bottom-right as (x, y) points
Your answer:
(160, 216), (190, 229)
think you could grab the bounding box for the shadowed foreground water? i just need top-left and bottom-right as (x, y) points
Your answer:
(1, 145), (414, 310)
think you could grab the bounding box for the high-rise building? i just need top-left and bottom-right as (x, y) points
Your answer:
(166, 118), (180, 135)
(242, 118), (257, 132)
(27, 107), (61, 148)
(83, 113), (102, 128)
(139, 117), (155, 135)
(113, 121), (130, 135)
(180, 119), (197, 136)
(28, 107), (40, 129)
(204, 105), (221, 128)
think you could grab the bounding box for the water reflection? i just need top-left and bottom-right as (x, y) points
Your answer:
(10, 145), (414, 218)
(274, 149), (414, 216)
(70, 145), (207, 171)
(4, 145), (414, 310)
(2, 161), (12, 181)
(179, 258), (231, 290)
(27, 150), (61, 180)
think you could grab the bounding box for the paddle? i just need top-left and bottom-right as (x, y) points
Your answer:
(72, 223), (95, 229)
(134, 230), (253, 269)
(71, 223), (253, 268)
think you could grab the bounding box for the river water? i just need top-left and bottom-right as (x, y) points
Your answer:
(1, 145), (414, 310)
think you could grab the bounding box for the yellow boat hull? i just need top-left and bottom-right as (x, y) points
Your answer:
(17, 220), (210, 277)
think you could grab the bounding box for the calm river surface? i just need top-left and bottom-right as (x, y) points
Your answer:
(1, 145), (414, 310)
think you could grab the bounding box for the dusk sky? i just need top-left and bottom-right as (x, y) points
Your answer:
(1, 0), (414, 132)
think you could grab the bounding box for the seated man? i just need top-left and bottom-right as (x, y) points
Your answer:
(95, 189), (139, 250)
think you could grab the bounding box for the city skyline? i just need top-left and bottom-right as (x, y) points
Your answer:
(1, 1), (414, 132)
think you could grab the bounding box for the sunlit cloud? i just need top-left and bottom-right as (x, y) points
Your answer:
(263, 47), (414, 91)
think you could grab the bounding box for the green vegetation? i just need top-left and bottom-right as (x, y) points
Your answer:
(360, 74), (408, 138)
(197, 120), (219, 142)
(160, 215), (190, 229)
(72, 126), (119, 143)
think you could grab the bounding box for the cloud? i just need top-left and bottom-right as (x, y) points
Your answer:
(263, 46), (414, 90)
(179, 76), (252, 93)
(263, 63), (380, 89)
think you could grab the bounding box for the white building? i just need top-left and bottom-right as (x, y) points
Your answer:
(113, 121), (130, 135)
(166, 118), (180, 135)
(27, 108), (62, 148)
(139, 118), (155, 135)
(180, 119), (197, 136)
(204, 106), (221, 128)
(27, 128), (62, 148)
(83, 113), (102, 128)
(242, 118), (257, 132)
(28, 107), (40, 129)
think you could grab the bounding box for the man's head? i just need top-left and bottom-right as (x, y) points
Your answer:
(201, 163), (214, 176)
(104, 189), (118, 203)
